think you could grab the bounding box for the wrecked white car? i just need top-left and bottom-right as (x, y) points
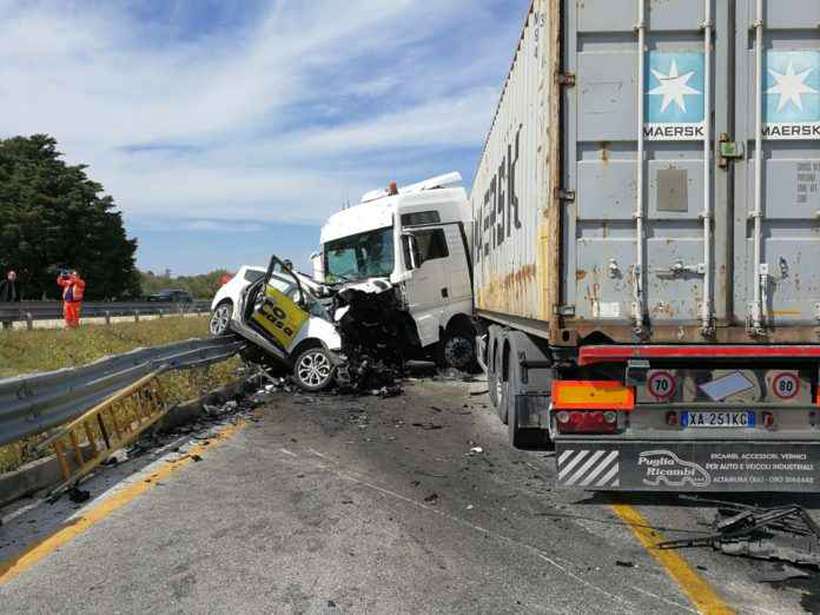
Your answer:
(210, 256), (343, 391)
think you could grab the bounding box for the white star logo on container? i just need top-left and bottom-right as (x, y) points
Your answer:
(649, 60), (701, 113)
(766, 62), (817, 112)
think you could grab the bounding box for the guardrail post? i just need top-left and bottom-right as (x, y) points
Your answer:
(26, 312), (33, 330)
(134, 309), (140, 323)
(178, 305), (183, 316)
(158, 308), (164, 319)
(105, 310), (111, 325)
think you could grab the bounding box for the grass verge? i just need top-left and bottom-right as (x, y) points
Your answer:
(0, 316), (243, 474)
(0, 316), (210, 378)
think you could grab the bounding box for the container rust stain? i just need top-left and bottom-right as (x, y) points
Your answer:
(477, 264), (537, 317)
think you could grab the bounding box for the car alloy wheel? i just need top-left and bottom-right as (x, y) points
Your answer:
(209, 302), (232, 336)
(295, 348), (335, 391)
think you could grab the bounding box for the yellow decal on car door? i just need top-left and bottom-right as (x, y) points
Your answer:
(251, 284), (309, 349)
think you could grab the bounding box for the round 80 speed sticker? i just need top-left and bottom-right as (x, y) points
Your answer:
(771, 372), (800, 400)
(647, 371), (676, 401)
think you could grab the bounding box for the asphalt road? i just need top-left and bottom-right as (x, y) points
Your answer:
(1, 377), (818, 614)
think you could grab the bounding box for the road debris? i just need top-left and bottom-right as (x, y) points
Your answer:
(423, 493), (440, 505)
(752, 564), (811, 583)
(411, 422), (443, 430)
(334, 285), (409, 394)
(67, 486), (90, 504)
(659, 500), (820, 567)
(467, 446), (484, 456)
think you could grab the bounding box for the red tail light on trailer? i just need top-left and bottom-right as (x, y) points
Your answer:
(554, 410), (619, 434)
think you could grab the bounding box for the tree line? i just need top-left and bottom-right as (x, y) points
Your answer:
(0, 135), (141, 300)
(0, 135), (232, 302)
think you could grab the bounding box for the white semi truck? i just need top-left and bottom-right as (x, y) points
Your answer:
(314, 172), (477, 369)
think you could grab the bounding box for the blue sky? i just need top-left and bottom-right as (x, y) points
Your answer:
(0, 0), (529, 274)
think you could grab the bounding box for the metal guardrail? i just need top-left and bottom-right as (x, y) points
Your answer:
(0, 300), (212, 326)
(0, 336), (245, 447)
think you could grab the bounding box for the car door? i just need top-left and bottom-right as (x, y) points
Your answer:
(250, 256), (311, 351)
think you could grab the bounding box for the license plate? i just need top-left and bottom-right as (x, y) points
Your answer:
(682, 411), (756, 428)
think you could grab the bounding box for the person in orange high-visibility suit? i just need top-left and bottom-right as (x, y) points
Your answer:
(56, 270), (86, 328)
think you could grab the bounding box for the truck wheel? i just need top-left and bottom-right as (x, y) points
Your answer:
(498, 379), (510, 425)
(507, 399), (545, 448)
(442, 334), (476, 370)
(504, 331), (551, 449)
(486, 327), (502, 411)
(487, 368), (499, 409)
(293, 347), (336, 392)
(209, 301), (232, 336)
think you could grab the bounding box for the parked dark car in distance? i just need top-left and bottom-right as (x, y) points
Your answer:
(146, 288), (194, 303)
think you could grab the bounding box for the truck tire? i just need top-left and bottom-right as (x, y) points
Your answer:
(507, 399), (546, 449)
(442, 334), (476, 370)
(293, 346), (336, 392)
(497, 342), (510, 425)
(486, 326), (504, 414)
(503, 331), (552, 449)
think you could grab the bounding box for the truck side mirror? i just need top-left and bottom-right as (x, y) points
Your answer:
(401, 233), (421, 270)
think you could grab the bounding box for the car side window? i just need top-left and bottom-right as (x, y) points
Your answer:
(244, 269), (265, 283)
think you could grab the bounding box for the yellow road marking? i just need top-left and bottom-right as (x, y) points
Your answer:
(611, 504), (735, 615)
(0, 421), (246, 586)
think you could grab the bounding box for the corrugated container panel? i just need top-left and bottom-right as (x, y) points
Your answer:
(733, 0), (820, 329)
(472, 0), (818, 344)
(471, 0), (556, 322)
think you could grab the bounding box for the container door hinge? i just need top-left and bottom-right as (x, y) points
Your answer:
(558, 72), (576, 87)
(558, 189), (575, 202)
(554, 304), (575, 317)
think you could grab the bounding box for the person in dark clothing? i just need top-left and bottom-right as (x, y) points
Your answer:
(0, 270), (20, 302)
(0, 270), (20, 330)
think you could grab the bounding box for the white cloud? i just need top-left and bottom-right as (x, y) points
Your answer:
(0, 1), (521, 240)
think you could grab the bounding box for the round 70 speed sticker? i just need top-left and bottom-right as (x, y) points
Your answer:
(647, 371), (676, 401)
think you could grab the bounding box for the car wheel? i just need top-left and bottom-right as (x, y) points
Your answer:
(209, 301), (233, 336)
(293, 347), (336, 392)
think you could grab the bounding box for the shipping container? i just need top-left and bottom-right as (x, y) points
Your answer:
(472, 0), (819, 345)
(473, 0), (820, 492)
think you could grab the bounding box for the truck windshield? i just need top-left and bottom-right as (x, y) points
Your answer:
(324, 226), (394, 282)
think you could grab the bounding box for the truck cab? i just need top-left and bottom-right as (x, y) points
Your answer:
(317, 172), (476, 368)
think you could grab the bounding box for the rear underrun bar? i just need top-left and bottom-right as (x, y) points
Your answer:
(578, 345), (820, 366)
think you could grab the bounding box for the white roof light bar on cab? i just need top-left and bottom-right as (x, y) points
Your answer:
(360, 171), (463, 204)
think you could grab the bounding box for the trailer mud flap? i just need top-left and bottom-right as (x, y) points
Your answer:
(555, 439), (820, 492)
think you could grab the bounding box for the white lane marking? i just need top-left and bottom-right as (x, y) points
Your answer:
(565, 450), (606, 486)
(628, 585), (697, 614)
(580, 451), (619, 487)
(558, 450), (589, 480)
(278, 448), (298, 457)
(307, 447), (331, 460)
